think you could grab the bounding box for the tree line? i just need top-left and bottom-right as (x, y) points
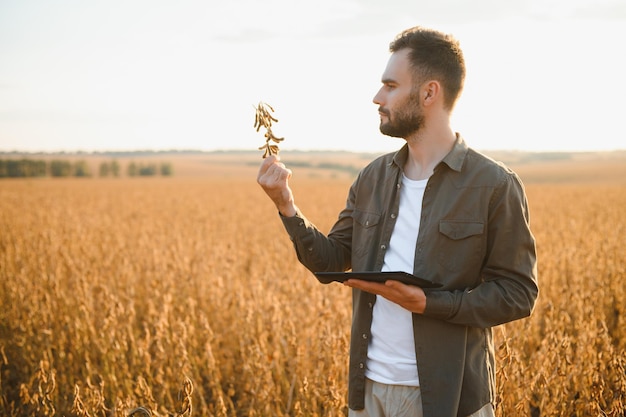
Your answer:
(0, 159), (173, 178)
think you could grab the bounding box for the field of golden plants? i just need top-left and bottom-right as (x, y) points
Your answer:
(1, 153), (625, 416)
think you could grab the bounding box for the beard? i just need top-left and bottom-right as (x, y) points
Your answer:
(378, 90), (424, 138)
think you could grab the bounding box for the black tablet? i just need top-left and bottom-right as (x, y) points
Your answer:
(314, 271), (442, 288)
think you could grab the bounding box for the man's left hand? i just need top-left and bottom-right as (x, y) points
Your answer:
(343, 279), (427, 314)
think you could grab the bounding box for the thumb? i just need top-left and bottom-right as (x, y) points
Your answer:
(385, 280), (405, 290)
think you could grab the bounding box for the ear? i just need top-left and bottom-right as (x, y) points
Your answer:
(422, 81), (441, 107)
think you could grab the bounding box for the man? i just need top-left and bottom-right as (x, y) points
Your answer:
(257, 26), (538, 417)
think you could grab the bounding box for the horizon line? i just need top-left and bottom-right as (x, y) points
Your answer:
(1, 147), (625, 155)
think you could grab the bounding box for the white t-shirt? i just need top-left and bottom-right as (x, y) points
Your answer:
(365, 174), (428, 386)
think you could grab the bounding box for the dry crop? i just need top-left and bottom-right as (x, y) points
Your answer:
(0, 163), (624, 416)
(254, 102), (284, 159)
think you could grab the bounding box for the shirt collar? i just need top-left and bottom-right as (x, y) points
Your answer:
(441, 133), (468, 172)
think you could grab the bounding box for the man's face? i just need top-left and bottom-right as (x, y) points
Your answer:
(373, 49), (424, 139)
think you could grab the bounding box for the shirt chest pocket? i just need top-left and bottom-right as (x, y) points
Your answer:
(353, 209), (381, 229)
(439, 220), (484, 240)
(352, 209), (382, 259)
(437, 220), (484, 272)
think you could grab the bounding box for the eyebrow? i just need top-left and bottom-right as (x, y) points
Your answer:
(381, 78), (398, 85)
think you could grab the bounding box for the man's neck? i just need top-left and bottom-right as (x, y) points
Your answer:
(403, 125), (456, 181)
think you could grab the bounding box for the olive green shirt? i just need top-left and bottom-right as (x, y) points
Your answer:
(281, 135), (538, 416)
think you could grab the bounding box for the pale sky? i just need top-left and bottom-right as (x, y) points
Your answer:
(1, 0), (625, 153)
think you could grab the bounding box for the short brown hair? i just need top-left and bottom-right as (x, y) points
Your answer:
(390, 26), (466, 110)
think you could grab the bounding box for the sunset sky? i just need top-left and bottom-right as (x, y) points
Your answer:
(1, 0), (625, 153)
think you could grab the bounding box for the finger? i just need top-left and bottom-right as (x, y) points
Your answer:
(343, 279), (386, 294)
(259, 165), (291, 193)
(257, 154), (281, 178)
(281, 167), (292, 181)
(385, 280), (405, 290)
(385, 280), (426, 302)
(265, 162), (288, 179)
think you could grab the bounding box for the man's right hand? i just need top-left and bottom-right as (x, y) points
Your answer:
(256, 155), (297, 217)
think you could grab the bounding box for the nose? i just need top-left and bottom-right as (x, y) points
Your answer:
(373, 87), (383, 105)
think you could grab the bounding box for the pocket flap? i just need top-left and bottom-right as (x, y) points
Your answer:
(353, 210), (381, 228)
(439, 220), (484, 240)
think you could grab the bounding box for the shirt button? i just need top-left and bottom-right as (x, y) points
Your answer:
(299, 221), (304, 227)
(368, 302), (373, 308)
(390, 213), (396, 219)
(359, 363), (364, 369)
(362, 333), (367, 339)
(381, 244), (386, 250)
(308, 247), (313, 252)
